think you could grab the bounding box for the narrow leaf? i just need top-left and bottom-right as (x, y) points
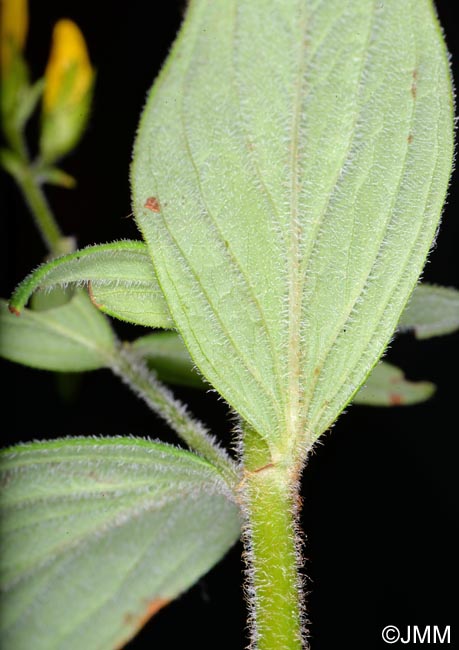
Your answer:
(398, 283), (459, 339)
(132, 0), (453, 448)
(16, 78), (45, 128)
(36, 166), (77, 189)
(89, 282), (171, 328)
(9, 241), (173, 329)
(0, 148), (23, 178)
(0, 292), (115, 371)
(131, 331), (205, 388)
(353, 361), (435, 406)
(30, 286), (73, 311)
(0, 437), (240, 650)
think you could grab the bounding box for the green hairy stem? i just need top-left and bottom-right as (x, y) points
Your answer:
(241, 426), (304, 649)
(13, 164), (64, 255)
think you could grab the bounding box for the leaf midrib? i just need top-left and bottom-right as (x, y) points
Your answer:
(285, 0), (309, 452)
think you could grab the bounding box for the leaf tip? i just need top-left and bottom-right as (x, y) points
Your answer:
(7, 304), (20, 316)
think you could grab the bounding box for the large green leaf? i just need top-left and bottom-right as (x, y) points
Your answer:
(132, 0), (453, 450)
(0, 292), (115, 371)
(132, 333), (436, 406)
(353, 361), (435, 406)
(0, 437), (240, 650)
(9, 241), (173, 329)
(398, 283), (459, 339)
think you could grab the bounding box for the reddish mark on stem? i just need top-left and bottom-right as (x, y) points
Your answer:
(144, 196), (161, 213)
(251, 462), (275, 474)
(8, 305), (20, 316)
(389, 393), (404, 406)
(237, 462), (277, 494)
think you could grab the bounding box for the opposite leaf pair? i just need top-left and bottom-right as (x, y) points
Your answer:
(3, 241), (459, 405)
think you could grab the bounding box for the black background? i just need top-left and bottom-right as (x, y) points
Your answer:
(1, 2), (458, 649)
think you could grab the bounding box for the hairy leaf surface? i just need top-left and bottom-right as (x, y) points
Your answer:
(9, 241), (172, 328)
(132, 0), (453, 449)
(398, 283), (459, 339)
(133, 333), (439, 403)
(353, 361), (435, 406)
(0, 293), (115, 371)
(0, 437), (240, 650)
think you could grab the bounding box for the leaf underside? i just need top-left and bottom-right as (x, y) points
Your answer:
(9, 241), (173, 329)
(132, 0), (453, 451)
(353, 361), (435, 406)
(398, 283), (459, 339)
(0, 437), (240, 650)
(0, 293), (115, 371)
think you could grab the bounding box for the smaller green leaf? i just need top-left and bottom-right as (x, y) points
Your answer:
(0, 437), (240, 650)
(0, 292), (115, 371)
(0, 147), (23, 177)
(9, 241), (173, 329)
(30, 286), (74, 311)
(89, 281), (171, 329)
(354, 361), (435, 407)
(398, 283), (459, 339)
(16, 78), (45, 129)
(36, 166), (77, 189)
(131, 331), (205, 388)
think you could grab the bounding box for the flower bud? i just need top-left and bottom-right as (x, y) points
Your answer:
(1, 0), (30, 137)
(0, 0), (28, 75)
(40, 19), (94, 162)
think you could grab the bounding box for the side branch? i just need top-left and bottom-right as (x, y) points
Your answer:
(108, 343), (238, 487)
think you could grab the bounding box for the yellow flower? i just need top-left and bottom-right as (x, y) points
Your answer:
(0, 0), (29, 74)
(43, 19), (93, 112)
(40, 19), (94, 162)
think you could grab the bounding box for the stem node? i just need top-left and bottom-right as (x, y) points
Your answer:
(239, 424), (306, 650)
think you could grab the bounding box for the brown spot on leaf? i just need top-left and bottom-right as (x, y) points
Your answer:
(407, 134), (413, 144)
(115, 598), (170, 649)
(144, 196), (161, 213)
(389, 393), (404, 406)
